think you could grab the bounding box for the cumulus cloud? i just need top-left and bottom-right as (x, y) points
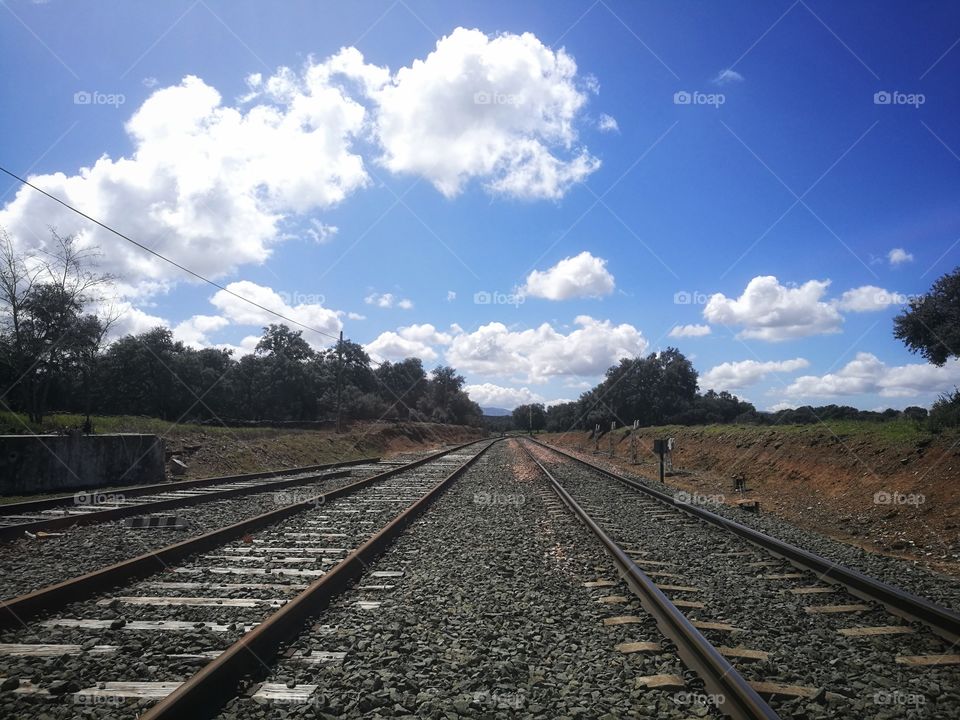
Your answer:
(669, 324), (711, 338)
(598, 114), (619, 133)
(173, 314), (230, 348)
(464, 383), (545, 409)
(701, 358), (809, 391)
(834, 285), (907, 312)
(522, 251), (615, 300)
(370, 27), (599, 199)
(1, 28), (602, 317)
(210, 280), (341, 348)
(307, 221), (338, 244)
(365, 323), (453, 363)
(713, 69), (744, 85)
(704, 276), (843, 341)
(364, 292), (413, 310)
(888, 247), (914, 266)
(785, 353), (960, 398)
(0, 62), (370, 291)
(102, 303), (169, 341)
(446, 291), (457, 302)
(347, 312), (366, 320)
(446, 315), (647, 383)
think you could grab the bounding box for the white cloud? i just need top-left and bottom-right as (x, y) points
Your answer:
(713, 69), (744, 85)
(209, 280), (341, 349)
(704, 276), (843, 341)
(172, 314), (230, 348)
(347, 312), (366, 321)
(768, 401), (797, 412)
(446, 290), (457, 302)
(0, 61), (370, 293)
(216, 334), (261, 358)
(103, 303), (168, 341)
(701, 358), (809, 391)
(522, 251), (615, 300)
(785, 353), (960, 399)
(446, 315), (647, 383)
(464, 382), (545, 409)
(307, 220), (338, 244)
(834, 285), (906, 312)
(598, 114), (619, 133)
(364, 292), (413, 310)
(370, 27), (599, 199)
(888, 247), (914, 266)
(669, 324), (711, 338)
(365, 323), (452, 363)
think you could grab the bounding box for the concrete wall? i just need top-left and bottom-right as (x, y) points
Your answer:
(0, 434), (165, 495)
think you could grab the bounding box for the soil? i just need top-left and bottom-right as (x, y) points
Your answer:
(162, 421), (486, 479)
(542, 425), (960, 577)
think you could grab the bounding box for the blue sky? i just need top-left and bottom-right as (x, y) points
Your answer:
(2, 0), (959, 411)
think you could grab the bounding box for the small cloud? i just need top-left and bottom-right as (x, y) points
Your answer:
(142, 77), (159, 88)
(347, 312), (366, 320)
(446, 290), (457, 302)
(669, 324), (711, 338)
(597, 114), (619, 133)
(307, 220), (338, 244)
(365, 292), (413, 310)
(713, 68), (744, 85)
(888, 247), (914, 266)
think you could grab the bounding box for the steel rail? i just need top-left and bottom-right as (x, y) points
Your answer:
(142, 439), (498, 720)
(0, 456), (378, 516)
(530, 437), (960, 644)
(519, 440), (779, 720)
(0, 440), (485, 629)
(0, 466), (365, 542)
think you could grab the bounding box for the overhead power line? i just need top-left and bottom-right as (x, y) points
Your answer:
(0, 165), (341, 343)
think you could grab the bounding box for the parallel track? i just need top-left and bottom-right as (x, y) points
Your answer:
(0, 440), (495, 717)
(0, 457), (377, 542)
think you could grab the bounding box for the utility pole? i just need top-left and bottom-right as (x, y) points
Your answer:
(335, 330), (344, 434)
(529, 404), (532, 435)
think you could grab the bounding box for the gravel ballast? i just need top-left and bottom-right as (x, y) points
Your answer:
(529, 440), (960, 720)
(0, 450), (447, 601)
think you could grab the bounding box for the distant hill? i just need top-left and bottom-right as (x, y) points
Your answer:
(482, 407), (511, 416)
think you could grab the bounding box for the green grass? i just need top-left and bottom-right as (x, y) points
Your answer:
(614, 419), (947, 445)
(0, 411), (279, 438)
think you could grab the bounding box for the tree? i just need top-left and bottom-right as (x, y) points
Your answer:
(894, 267), (960, 365)
(0, 228), (111, 422)
(512, 403), (546, 432)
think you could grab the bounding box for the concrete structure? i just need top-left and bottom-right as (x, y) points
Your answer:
(0, 434), (165, 495)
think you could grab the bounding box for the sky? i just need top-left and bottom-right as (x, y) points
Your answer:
(2, 0), (959, 413)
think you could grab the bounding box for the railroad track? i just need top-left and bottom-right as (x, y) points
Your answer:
(0, 440), (495, 717)
(0, 457), (379, 542)
(522, 438), (960, 720)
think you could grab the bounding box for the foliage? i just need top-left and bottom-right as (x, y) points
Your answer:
(894, 267), (960, 365)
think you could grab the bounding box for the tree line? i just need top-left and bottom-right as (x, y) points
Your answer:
(0, 230), (482, 428)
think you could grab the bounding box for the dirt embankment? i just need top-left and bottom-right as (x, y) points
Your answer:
(543, 425), (960, 574)
(165, 421), (486, 479)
